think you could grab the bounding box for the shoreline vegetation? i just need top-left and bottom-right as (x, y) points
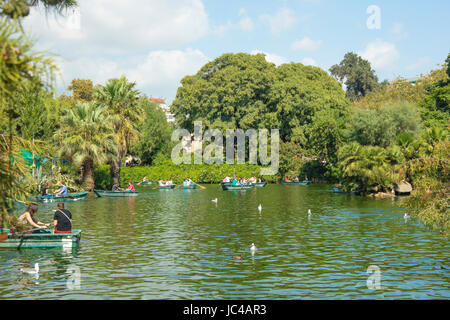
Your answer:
(0, 1), (448, 236)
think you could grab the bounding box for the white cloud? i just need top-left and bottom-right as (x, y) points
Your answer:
(238, 8), (254, 31)
(291, 37), (322, 51)
(360, 39), (400, 71)
(251, 50), (287, 66)
(127, 49), (209, 88)
(405, 57), (431, 71)
(24, 0), (209, 53)
(392, 22), (408, 39)
(301, 57), (317, 66)
(260, 8), (296, 34)
(57, 49), (209, 104)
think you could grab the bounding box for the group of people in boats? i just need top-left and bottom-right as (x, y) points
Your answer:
(284, 176), (309, 183)
(222, 175), (262, 186)
(17, 202), (73, 234)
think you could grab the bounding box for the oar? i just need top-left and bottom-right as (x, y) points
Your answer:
(193, 182), (206, 190)
(7, 198), (36, 206)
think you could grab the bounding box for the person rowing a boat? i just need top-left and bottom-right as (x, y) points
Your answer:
(54, 182), (68, 196)
(126, 182), (135, 192)
(112, 183), (122, 191)
(143, 176), (148, 182)
(18, 203), (50, 231)
(41, 183), (49, 196)
(232, 177), (238, 186)
(294, 177), (299, 182)
(53, 202), (72, 234)
(158, 178), (164, 186)
(285, 176), (290, 182)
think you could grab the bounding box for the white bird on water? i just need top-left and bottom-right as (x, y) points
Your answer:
(250, 243), (257, 253)
(20, 263), (39, 274)
(404, 213), (410, 219)
(258, 204), (262, 212)
(212, 198), (218, 203)
(308, 209), (312, 217)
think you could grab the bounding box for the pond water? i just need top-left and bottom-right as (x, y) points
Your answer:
(0, 184), (448, 299)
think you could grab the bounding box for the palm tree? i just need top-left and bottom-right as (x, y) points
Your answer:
(95, 76), (143, 184)
(54, 102), (117, 191)
(337, 142), (392, 193)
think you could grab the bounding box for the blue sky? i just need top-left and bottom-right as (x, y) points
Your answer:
(24, 0), (450, 104)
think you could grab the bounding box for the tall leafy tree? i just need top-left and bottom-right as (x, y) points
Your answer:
(54, 102), (117, 191)
(0, 16), (59, 228)
(95, 76), (143, 184)
(172, 53), (276, 133)
(171, 53), (349, 144)
(68, 79), (94, 102)
(330, 52), (379, 101)
(131, 98), (173, 165)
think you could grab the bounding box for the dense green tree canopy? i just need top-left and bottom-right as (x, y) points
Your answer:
(348, 101), (421, 148)
(329, 52), (379, 101)
(171, 52), (349, 145)
(131, 98), (173, 165)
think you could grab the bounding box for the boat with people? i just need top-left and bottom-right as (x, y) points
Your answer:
(282, 181), (310, 185)
(93, 190), (139, 197)
(282, 176), (310, 185)
(0, 228), (82, 249)
(35, 192), (88, 202)
(252, 181), (267, 187)
(179, 184), (197, 189)
(135, 180), (156, 185)
(159, 184), (176, 189)
(332, 185), (344, 193)
(221, 184), (255, 191)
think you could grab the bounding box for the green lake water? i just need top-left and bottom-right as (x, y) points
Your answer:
(0, 184), (448, 299)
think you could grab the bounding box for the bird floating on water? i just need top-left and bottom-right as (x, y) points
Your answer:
(250, 243), (257, 252)
(212, 198), (218, 203)
(20, 263), (39, 274)
(404, 213), (410, 219)
(308, 209), (312, 217)
(233, 253), (244, 260)
(258, 204), (262, 212)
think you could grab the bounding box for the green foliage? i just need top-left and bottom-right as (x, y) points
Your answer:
(348, 101), (420, 148)
(279, 141), (306, 177)
(54, 102), (117, 190)
(95, 76), (143, 183)
(306, 108), (347, 163)
(337, 142), (403, 193)
(171, 53), (349, 144)
(94, 163), (279, 189)
(329, 52), (379, 101)
(68, 78), (94, 102)
(404, 177), (449, 236)
(130, 98), (173, 164)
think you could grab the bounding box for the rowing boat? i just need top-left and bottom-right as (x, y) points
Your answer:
(282, 181), (310, 186)
(158, 184), (176, 189)
(332, 185), (344, 193)
(0, 229), (82, 249)
(35, 192), (88, 202)
(93, 190), (139, 197)
(135, 181), (156, 185)
(221, 184), (255, 191)
(251, 182), (267, 187)
(179, 184), (197, 189)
